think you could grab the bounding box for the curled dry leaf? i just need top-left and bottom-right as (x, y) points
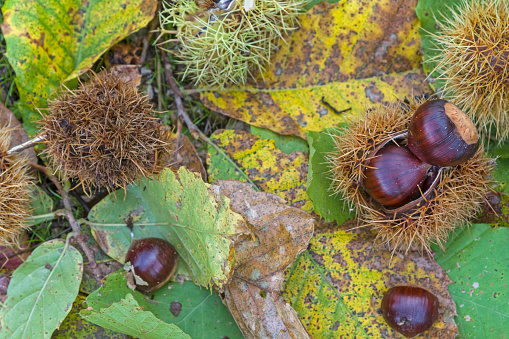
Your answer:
(167, 133), (207, 182)
(104, 65), (142, 87)
(218, 180), (315, 339)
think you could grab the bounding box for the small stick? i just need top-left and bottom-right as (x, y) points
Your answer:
(7, 135), (45, 155)
(161, 52), (259, 190)
(161, 53), (200, 140)
(320, 97), (351, 115)
(30, 163), (103, 283)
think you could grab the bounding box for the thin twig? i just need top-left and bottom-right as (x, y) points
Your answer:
(161, 51), (260, 190)
(161, 52), (200, 139)
(30, 163), (102, 283)
(140, 3), (161, 64)
(7, 135), (45, 155)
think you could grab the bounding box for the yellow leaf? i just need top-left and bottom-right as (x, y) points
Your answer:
(201, 0), (430, 138)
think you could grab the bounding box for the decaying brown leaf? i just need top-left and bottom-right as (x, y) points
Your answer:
(218, 180), (315, 339)
(167, 133), (207, 182)
(106, 65), (142, 87)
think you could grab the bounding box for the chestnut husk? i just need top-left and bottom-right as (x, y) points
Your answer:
(125, 237), (178, 294)
(361, 144), (431, 208)
(381, 285), (439, 338)
(328, 97), (495, 254)
(408, 100), (479, 167)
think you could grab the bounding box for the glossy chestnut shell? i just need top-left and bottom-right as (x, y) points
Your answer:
(125, 237), (178, 294)
(408, 100), (478, 167)
(381, 286), (439, 338)
(362, 144), (431, 208)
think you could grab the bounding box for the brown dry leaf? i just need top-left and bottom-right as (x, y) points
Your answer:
(218, 180), (315, 339)
(168, 133), (207, 181)
(106, 65), (142, 87)
(0, 101), (37, 163)
(283, 220), (458, 338)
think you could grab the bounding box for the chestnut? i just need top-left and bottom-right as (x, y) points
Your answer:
(362, 144), (431, 208)
(408, 100), (478, 167)
(381, 286), (439, 338)
(125, 237), (178, 294)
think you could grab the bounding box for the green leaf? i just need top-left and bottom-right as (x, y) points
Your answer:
(250, 126), (309, 154)
(0, 239), (83, 339)
(0, 0), (157, 135)
(87, 167), (248, 290)
(434, 224), (509, 338)
(53, 295), (124, 339)
(307, 130), (355, 224)
(26, 185), (55, 226)
(415, 0), (462, 90)
(494, 157), (509, 193)
(82, 293), (191, 339)
(82, 271), (243, 338)
(486, 139), (509, 193)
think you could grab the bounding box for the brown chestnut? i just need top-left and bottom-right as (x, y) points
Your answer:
(408, 100), (478, 167)
(125, 237), (178, 294)
(381, 286), (439, 338)
(362, 144), (431, 207)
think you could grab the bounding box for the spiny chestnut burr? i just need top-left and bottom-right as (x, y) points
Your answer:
(362, 144), (431, 208)
(408, 100), (478, 167)
(381, 286), (439, 338)
(125, 237), (178, 294)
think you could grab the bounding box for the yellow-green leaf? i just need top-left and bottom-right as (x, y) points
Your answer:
(87, 167), (249, 290)
(207, 129), (312, 212)
(283, 224), (459, 338)
(200, 0), (431, 138)
(0, 0), (157, 136)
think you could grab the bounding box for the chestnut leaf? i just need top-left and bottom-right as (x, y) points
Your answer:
(433, 224), (509, 338)
(199, 0), (430, 139)
(307, 129), (355, 224)
(0, 239), (83, 339)
(87, 167), (250, 290)
(81, 271), (242, 338)
(81, 294), (191, 339)
(0, 0), (157, 136)
(207, 129), (311, 211)
(218, 180), (315, 339)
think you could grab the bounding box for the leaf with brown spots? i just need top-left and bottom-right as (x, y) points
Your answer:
(0, 0), (157, 136)
(283, 221), (458, 338)
(201, 0), (431, 138)
(218, 180), (315, 339)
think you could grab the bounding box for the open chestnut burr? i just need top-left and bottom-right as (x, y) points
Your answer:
(328, 97), (495, 254)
